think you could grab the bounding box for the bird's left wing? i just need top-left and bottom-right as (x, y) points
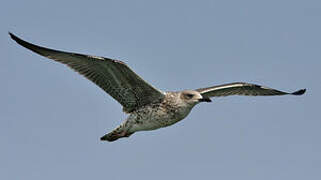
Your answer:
(196, 82), (306, 98)
(10, 33), (165, 113)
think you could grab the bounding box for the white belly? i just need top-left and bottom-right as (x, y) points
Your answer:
(128, 105), (193, 132)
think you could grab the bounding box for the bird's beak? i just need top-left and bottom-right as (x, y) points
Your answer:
(199, 97), (212, 102)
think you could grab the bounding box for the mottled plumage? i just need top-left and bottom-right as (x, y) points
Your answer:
(9, 33), (164, 113)
(10, 33), (306, 142)
(196, 82), (306, 97)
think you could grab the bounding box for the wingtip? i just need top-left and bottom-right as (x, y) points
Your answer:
(8, 32), (21, 43)
(291, 89), (306, 95)
(8, 32), (15, 39)
(8, 32), (43, 54)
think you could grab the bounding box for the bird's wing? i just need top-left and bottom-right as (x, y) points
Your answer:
(10, 33), (165, 113)
(196, 82), (306, 98)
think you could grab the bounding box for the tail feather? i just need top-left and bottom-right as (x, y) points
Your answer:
(100, 132), (122, 142)
(101, 122), (134, 142)
(100, 128), (134, 142)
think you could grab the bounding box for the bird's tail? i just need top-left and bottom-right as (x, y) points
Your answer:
(100, 125), (133, 142)
(100, 131), (122, 142)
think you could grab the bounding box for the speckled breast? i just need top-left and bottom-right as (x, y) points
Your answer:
(130, 101), (193, 132)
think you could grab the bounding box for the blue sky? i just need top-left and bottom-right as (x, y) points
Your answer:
(2, 0), (321, 179)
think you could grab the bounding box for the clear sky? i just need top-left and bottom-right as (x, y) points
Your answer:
(2, 0), (321, 179)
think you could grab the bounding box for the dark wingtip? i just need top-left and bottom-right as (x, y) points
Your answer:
(9, 32), (24, 45)
(8, 32), (48, 56)
(9, 32), (16, 40)
(291, 89), (306, 95)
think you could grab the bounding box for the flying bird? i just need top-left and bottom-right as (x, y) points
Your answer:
(9, 33), (306, 142)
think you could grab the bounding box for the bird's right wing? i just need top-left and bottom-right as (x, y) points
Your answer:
(10, 33), (165, 113)
(196, 82), (306, 98)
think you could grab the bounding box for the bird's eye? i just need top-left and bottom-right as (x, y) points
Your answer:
(186, 94), (194, 98)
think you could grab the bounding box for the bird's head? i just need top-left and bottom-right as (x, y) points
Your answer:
(180, 90), (212, 105)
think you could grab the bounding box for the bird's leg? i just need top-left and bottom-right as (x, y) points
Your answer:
(124, 132), (134, 137)
(100, 121), (134, 141)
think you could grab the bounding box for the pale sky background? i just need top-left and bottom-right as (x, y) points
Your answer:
(1, 0), (321, 179)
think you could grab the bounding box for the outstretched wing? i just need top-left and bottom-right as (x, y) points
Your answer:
(196, 82), (306, 98)
(10, 32), (165, 113)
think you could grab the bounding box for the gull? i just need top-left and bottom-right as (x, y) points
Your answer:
(9, 33), (306, 142)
